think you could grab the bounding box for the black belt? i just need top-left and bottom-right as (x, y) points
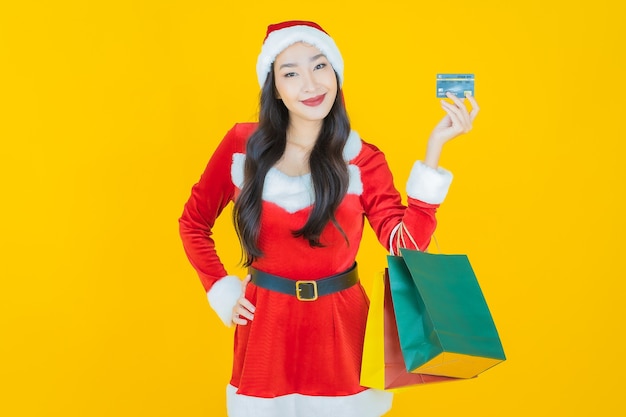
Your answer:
(249, 263), (359, 301)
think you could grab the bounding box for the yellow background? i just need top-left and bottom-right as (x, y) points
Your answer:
(1, 1), (624, 415)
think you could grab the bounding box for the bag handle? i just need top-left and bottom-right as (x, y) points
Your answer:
(391, 222), (441, 256)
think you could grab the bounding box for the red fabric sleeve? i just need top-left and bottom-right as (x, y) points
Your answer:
(178, 123), (255, 292)
(356, 141), (439, 254)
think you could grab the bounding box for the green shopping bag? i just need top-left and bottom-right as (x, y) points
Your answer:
(360, 270), (460, 390)
(388, 248), (506, 379)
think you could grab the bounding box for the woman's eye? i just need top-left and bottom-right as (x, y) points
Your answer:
(284, 72), (297, 78)
(314, 63), (327, 70)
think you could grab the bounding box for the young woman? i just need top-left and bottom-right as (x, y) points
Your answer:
(179, 20), (479, 417)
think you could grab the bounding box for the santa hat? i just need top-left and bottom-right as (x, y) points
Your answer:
(256, 20), (344, 88)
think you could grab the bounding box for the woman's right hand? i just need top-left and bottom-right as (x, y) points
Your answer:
(232, 275), (256, 326)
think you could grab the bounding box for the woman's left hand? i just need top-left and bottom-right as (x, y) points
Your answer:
(429, 91), (480, 145)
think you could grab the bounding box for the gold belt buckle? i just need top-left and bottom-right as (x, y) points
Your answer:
(295, 280), (318, 301)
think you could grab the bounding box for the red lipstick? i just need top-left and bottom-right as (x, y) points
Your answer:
(301, 94), (326, 106)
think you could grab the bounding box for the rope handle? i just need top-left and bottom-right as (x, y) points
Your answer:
(391, 222), (441, 256)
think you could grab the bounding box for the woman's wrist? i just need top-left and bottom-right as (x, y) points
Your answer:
(424, 136), (445, 169)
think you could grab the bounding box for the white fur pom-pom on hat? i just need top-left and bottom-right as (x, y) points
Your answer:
(255, 20), (344, 88)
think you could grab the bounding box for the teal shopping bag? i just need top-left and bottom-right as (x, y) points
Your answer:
(387, 248), (506, 379)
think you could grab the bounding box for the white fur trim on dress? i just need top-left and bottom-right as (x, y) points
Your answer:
(207, 275), (242, 327)
(346, 164), (363, 196)
(343, 130), (362, 162)
(256, 25), (344, 87)
(406, 161), (453, 205)
(263, 169), (315, 213)
(231, 153), (246, 190)
(230, 132), (363, 214)
(226, 384), (393, 417)
(230, 130), (361, 186)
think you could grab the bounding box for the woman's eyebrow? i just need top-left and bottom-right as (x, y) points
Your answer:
(279, 54), (327, 69)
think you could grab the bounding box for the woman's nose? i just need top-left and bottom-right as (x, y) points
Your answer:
(301, 70), (316, 92)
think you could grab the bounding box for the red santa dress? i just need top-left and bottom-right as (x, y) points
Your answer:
(179, 123), (453, 417)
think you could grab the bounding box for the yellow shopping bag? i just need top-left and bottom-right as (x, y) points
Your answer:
(360, 270), (459, 390)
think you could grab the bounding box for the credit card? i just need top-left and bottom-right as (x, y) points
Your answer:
(436, 73), (475, 98)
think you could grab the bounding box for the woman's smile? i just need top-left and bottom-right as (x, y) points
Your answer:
(301, 94), (326, 107)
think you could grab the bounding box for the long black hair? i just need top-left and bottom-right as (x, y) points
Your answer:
(233, 69), (351, 266)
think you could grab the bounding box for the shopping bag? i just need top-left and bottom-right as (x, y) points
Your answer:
(360, 270), (459, 390)
(388, 248), (506, 379)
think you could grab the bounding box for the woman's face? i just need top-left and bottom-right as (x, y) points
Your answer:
(273, 42), (338, 126)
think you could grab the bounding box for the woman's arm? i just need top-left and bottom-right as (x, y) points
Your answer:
(179, 124), (253, 326)
(360, 93), (479, 253)
(424, 92), (480, 169)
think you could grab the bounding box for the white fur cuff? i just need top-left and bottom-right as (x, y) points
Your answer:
(406, 161), (453, 204)
(207, 275), (243, 327)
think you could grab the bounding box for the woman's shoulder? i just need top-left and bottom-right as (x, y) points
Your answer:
(348, 131), (386, 164)
(226, 122), (258, 144)
(231, 122), (258, 137)
(217, 122), (258, 155)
